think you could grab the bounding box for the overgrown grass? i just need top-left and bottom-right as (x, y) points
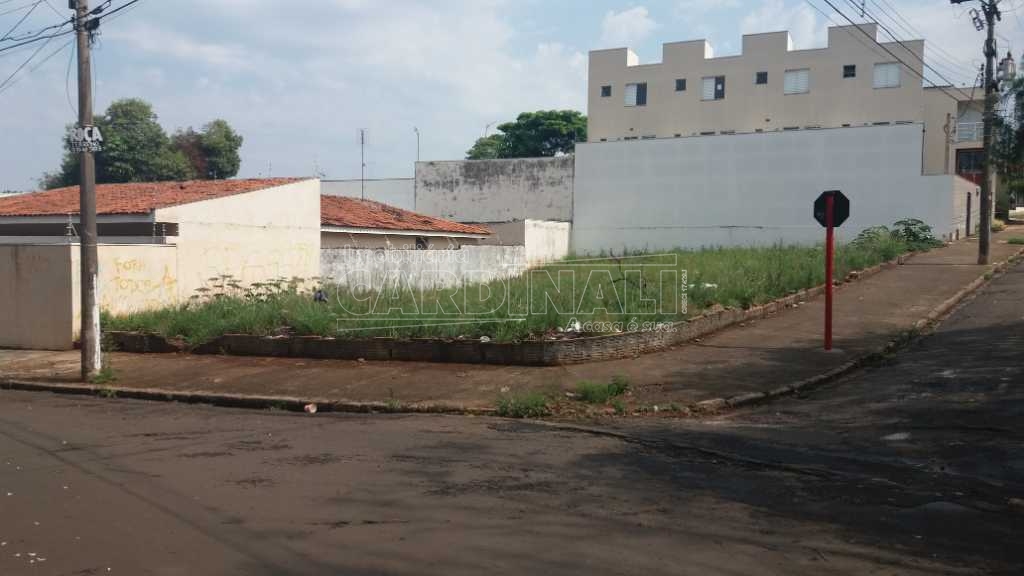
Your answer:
(993, 219), (1008, 232)
(1007, 237), (1024, 245)
(495, 392), (550, 418)
(104, 223), (934, 344)
(576, 375), (630, 404)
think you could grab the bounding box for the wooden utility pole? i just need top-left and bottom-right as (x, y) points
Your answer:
(953, 0), (1001, 263)
(979, 1), (998, 264)
(74, 0), (101, 379)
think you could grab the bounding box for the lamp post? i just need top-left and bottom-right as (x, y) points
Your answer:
(413, 126), (420, 162)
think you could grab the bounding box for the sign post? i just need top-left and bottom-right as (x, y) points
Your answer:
(814, 191), (850, 351)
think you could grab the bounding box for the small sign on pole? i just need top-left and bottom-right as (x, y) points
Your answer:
(814, 190), (850, 351)
(68, 125), (103, 153)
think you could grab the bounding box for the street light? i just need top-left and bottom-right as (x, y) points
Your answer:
(413, 126), (420, 162)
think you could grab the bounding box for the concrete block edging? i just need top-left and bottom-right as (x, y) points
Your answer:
(104, 252), (918, 367)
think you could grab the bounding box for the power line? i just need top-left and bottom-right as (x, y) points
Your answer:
(839, 0), (976, 96)
(0, 1), (39, 17)
(870, 0), (976, 73)
(0, 19), (66, 94)
(813, 0), (971, 102)
(0, 26), (72, 55)
(0, 1), (41, 40)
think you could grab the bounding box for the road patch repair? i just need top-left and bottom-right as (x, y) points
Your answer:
(2, 228), (1022, 418)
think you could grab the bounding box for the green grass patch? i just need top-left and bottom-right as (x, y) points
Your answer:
(575, 375), (630, 404)
(104, 224), (932, 345)
(495, 392), (550, 418)
(89, 365), (118, 386)
(1007, 237), (1024, 245)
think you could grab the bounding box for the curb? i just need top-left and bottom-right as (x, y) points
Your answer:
(0, 380), (497, 417)
(693, 247), (1024, 413)
(3, 248), (1019, 419)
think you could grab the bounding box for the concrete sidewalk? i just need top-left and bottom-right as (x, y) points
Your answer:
(2, 228), (1023, 415)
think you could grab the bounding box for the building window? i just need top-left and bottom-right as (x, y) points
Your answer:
(957, 149), (984, 174)
(624, 82), (647, 107)
(784, 69), (810, 94)
(675, 78), (686, 92)
(843, 64), (856, 78)
(701, 76), (725, 101)
(755, 71), (768, 85)
(873, 62), (901, 88)
(600, 85), (612, 98)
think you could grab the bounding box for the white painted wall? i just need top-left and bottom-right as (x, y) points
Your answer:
(415, 157), (574, 222)
(321, 245), (527, 290)
(524, 220), (571, 265)
(321, 179), (415, 211)
(156, 179), (321, 297)
(572, 124), (963, 253)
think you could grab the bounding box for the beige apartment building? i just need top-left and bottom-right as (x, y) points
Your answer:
(587, 23), (981, 178)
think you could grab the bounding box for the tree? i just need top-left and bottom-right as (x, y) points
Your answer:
(42, 99), (244, 189)
(198, 119), (243, 179)
(466, 134), (505, 160)
(465, 110), (586, 160)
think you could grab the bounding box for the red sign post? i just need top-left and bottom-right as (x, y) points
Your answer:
(813, 191), (850, 351)
(824, 194), (835, 351)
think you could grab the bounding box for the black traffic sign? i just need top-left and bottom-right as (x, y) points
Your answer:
(814, 190), (850, 228)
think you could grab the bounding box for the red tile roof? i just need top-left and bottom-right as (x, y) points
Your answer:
(0, 179), (301, 217)
(321, 196), (491, 235)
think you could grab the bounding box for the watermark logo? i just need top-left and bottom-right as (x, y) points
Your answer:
(328, 254), (687, 335)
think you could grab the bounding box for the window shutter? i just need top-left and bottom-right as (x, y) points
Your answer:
(702, 77), (715, 100)
(624, 83), (638, 106)
(874, 63), (900, 88)
(784, 69), (809, 94)
(636, 82), (647, 106)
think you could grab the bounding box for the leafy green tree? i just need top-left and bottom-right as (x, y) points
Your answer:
(198, 119), (243, 179)
(42, 99), (243, 189)
(465, 110), (586, 159)
(466, 134), (505, 160)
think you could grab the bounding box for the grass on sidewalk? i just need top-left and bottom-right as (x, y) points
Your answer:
(103, 221), (939, 345)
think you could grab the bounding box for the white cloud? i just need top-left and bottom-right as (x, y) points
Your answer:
(675, 0), (738, 18)
(600, 6), (659, 47)
(740, 0), (823, 49)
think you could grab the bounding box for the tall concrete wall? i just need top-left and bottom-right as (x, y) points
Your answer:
(321, 245), (527, 290)
(157, 179), (321, 298)
(0, 245), (74, 350)
(322, 179), (415, 211)
(951, 176), (981, 240)
(414, 157), (574, 222)
(572, 124), (960, 253)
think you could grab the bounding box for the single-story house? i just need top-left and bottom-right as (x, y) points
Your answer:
(320, 195), (491, 249)
(0, 178), (322, 349)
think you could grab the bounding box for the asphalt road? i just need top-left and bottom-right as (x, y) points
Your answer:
(1, 264), (1021, 575)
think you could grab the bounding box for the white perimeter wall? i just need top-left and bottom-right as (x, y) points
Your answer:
(572, 124), (960, 253)
(322, 179), (415, 211)
(321, 245), (527, 290)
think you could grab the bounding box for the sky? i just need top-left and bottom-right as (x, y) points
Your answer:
(1, 0), (1021, 191)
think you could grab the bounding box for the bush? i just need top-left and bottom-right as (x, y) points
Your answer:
(891, 219), (943, 249)
(993, 219), (1007, 232)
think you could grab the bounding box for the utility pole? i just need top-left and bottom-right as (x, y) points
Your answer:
(74, 0), (100, 380)
(953, 0), (1000, 264)
(359, 128), (366, 200)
